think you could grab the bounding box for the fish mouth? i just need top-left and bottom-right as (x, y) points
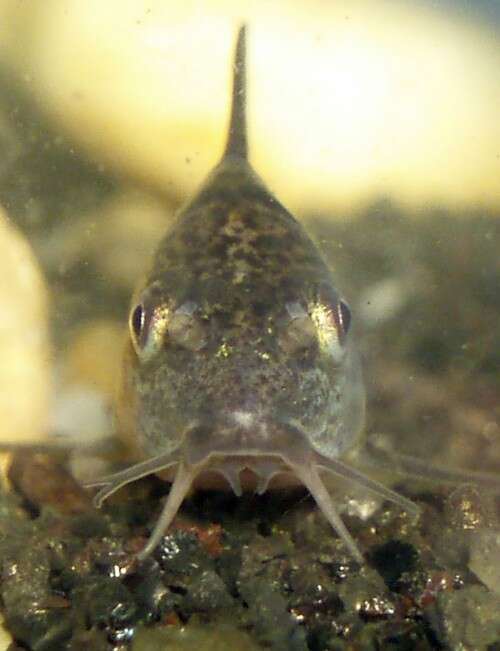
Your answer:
(87, 419), (418, 563)
(188, 457), (302, 496)
(180, 417), (337, 497)
(182, 418), (314, 478)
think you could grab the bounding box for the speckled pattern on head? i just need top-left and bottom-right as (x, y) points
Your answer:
(87, 25), (420, 563)
(127, 159), (365, 460)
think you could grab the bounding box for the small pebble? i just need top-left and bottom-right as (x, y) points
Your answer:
(469, 529), (500, 596)
(7, 451), (92, 515)
(431, 585), (500, 649)
(0, 614), (13, 651)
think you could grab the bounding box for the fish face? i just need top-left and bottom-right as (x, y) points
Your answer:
(120, 167), (364, 467)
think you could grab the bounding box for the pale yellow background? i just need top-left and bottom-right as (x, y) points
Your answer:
(0, 0), (499, 215)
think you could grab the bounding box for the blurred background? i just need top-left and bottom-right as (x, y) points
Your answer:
(0, 3), (499, 649)
(1, 0), (500, 213)
(0, 0), (498, 477)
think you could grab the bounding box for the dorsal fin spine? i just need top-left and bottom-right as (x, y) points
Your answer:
(223, 25), (248, 161)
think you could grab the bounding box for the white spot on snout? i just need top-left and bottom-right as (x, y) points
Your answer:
(231, 410), (255, 429)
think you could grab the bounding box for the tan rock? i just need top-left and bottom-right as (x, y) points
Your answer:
(0, 614), (13, 651)
(65, 319), (124, 398)
(0, 206), (50, 444)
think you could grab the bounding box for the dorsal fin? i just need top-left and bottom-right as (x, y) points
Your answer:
(222, 25), (248, 161)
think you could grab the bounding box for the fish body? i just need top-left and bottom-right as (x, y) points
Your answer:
(89, 26), (417, 562)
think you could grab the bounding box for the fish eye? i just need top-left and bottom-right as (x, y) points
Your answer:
(129, 293), (170, 361)
(337, 299), (351, 337)
(309, 288), (353, 362)
(131, 304), (145, 341)
(129, 302), (149, 355)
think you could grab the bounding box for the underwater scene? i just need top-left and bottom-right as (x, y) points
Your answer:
(0, 2), (499, 650)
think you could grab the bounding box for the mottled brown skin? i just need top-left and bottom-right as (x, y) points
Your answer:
(118, 158), (364, 471)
